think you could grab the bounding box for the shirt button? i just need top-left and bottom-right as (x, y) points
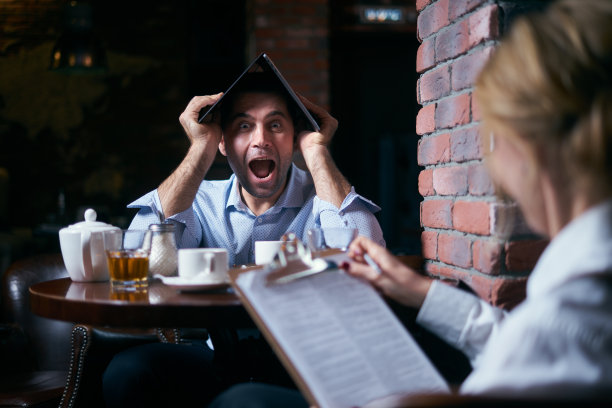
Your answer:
(339, 211), (344, 216)
(258, 218), (263, 224)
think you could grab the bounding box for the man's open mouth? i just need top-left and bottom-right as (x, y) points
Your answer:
(249, 159), (276, 179)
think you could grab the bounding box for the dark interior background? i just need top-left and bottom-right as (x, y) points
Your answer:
(330, 23), (420, 253)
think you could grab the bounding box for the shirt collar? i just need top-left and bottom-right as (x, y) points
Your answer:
(528, 199), (612, 297)
(226, 174), (247, 212)
(226, 164), (309, 214)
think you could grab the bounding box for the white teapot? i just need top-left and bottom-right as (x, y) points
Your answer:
(59, 208), (120, 282)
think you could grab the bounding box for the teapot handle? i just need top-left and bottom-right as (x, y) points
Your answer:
(81, 229), (92, 277)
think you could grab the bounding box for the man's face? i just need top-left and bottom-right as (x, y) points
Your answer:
(219, 92), (295, 200)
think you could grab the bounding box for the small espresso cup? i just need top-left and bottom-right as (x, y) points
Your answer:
(178, 248), (229, 283)
(255, 241), (284, 265)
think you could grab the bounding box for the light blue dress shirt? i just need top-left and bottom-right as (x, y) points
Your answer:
(128, 164), (385, 266)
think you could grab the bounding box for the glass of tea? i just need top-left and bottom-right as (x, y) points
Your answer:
(103, 229), (152, 290)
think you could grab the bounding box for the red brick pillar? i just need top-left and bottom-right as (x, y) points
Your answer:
(247, 0), (329, 107)
(416, 0), (547, 309)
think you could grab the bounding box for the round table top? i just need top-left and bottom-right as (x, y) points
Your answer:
(29, 276), (255, 328)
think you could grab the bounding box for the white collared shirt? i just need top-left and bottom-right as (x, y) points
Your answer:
(417, 200), (612, 397)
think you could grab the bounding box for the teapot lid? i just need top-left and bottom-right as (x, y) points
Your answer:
(63, 208), (119, 231)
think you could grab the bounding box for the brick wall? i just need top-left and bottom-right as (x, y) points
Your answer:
(247, 0), (329, 107)
(416, 0), (547, 309)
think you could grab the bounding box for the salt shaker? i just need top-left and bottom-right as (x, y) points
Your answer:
(148, 223), (178, 277)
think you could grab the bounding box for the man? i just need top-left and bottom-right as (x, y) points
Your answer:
(127, 72), (384, 265)
(103, 70), (384, 407)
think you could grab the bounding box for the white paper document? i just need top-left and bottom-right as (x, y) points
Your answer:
(235, 266), (449, 408)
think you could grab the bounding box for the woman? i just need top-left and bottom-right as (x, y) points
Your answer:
(347, 0), (612, 397)
(209, 0), (612, 405)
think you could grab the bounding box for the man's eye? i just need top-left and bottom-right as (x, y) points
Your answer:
(270, 122), (282, 131)
(239, 123), (250, 131)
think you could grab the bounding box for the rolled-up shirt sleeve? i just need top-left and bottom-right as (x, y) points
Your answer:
(313, 187), (385, 246)
(127, 190), (201, 248)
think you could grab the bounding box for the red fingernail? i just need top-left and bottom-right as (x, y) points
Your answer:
(340, 262), (350, 270)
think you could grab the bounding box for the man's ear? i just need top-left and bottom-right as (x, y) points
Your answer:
(219, 135), (227, 157)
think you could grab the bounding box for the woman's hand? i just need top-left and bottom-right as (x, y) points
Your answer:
(344, 236), (433, 309)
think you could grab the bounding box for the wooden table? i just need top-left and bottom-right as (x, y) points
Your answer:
(28, 252), (425, 330)
(29, 276), (255, 329)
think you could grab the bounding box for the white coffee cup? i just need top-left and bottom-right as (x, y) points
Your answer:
(255, 241), (284, 265)
(178, 248), (229, 283)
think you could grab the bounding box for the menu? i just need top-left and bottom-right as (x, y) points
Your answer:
(231, 261), (449, 408)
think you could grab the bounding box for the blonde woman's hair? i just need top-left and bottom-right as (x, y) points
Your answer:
(475, 0), (612, 199)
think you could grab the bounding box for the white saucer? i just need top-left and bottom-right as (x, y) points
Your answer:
(154, 275), (230, 292)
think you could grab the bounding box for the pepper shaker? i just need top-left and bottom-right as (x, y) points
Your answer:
(148, 223), (178, 277)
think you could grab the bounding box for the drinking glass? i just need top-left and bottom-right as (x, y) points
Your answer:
(103, 229), (152, 290)
(307, 227), (358, 252)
